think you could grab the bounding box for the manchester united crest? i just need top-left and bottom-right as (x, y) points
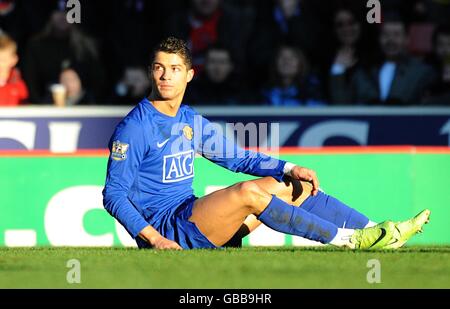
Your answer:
(182, 125), (193, 140)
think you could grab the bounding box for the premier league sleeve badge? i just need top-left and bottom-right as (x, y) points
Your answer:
(111, 140), (129, 161)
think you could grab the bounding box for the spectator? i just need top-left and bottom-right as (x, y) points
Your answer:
(114, 66), (150, 105)
(163, 0), (252, 75)
(332, 15), (436, 105)
(328, 6), (376, 104)
(423, 25), (450, 105)
(247, 0), (326, 90)
(0, 33), (28, 106)
(49, 65), (95, 107)
(104, 0), (171, 102)
(0, 0), (97, 59)
(23, 10), (104, 103)
(261, 45), (325, 106)
(186, 44), (250, 105)
(0, 0), (30, 58)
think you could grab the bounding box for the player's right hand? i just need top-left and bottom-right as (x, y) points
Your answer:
(150, 235), (183, 250)
(290, 165), (320, 196)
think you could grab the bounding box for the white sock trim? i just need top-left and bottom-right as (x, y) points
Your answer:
(329, 228), (355, 248)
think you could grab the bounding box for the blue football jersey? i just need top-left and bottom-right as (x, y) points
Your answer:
(102, 98), (286, 238)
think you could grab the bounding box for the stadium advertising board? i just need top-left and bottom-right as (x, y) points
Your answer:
(1, 149), (449, 247)
(1, 107), (449, 151)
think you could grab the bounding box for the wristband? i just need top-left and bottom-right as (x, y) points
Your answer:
(283, 162), (296, 176)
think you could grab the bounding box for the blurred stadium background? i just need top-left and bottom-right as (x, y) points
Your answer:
(0, 0), (449, 250)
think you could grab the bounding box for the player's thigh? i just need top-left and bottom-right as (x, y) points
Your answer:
(189, 181), (270, 246)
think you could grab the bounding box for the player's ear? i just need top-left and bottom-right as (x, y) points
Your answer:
(187, 68), (194, 83)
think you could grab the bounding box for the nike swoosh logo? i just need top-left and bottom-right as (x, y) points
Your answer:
(386, 226), (401, 245)
(387, 238), (399, 246)
(157, 138), (170, 148)
(369, 228), (387, 248)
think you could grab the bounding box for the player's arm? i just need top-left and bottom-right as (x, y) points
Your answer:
(197, 115), (319, 196)
(197, 116), (285, 179)
(102, 119), (182, 249)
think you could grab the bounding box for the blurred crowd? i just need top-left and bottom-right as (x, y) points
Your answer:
(0, 0), (449, 107)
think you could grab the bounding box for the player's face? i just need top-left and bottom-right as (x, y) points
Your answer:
(150, 52), (194, 101)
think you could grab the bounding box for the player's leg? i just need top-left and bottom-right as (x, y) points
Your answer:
(189, 179), (393, 249)
(237, 176), (375, 237)
(268, 177), (430, 247)
(189, 181), (273, 247)
(249, 177), (430, 248)
(222, 176), (319, 246)
(298, 190), (376, 229)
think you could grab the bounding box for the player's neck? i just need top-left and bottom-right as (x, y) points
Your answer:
(147, 94), (182, 117)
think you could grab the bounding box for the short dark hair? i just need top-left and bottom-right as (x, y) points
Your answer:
(152, 37), (193, 69)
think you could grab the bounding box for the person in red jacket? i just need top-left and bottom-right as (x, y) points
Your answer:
(0, 33), (28, 106)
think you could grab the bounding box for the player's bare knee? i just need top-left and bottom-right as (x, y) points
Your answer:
(236, 181), (270, 212)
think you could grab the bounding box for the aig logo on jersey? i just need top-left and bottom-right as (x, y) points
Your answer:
(163, 150), (195, 183)
(111, 140), (129, 161)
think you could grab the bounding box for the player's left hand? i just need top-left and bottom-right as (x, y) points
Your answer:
(290, 166), (319, 196)
(151, 236), (183, 250)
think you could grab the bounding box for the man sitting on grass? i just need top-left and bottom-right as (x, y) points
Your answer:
(103, 37), (430, 250)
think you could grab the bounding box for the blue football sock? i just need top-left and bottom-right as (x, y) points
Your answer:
(257, 195), (338, 244)
(301, 191), (369, 229)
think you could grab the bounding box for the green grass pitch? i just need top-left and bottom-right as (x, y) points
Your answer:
(1, 246), (449, 288)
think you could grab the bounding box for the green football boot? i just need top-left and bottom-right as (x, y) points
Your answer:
(383, 209), (431, 249)
(350, 221), (395, 250)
